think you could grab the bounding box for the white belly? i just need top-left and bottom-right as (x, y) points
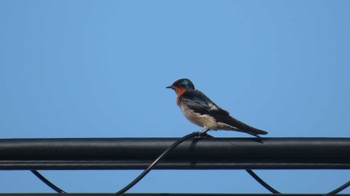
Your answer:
(179, 104), (218, 129)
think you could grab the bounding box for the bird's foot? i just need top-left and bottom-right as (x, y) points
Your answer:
(193, 128), (212, 139)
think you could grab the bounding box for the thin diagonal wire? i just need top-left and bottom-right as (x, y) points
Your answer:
(115, 132), (198, 195)
(325, 180), (350, 196)
(245, 169), (280, 194)
(29, 135), (286, 195)
(31, 170), (66, 194)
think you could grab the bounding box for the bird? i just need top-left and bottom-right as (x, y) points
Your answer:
(167, 78), (268, 137)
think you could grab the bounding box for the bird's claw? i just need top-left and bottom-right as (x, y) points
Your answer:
(193, 131), (213, 139)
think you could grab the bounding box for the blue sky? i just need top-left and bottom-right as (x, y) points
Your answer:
(0, 0), (349, 194)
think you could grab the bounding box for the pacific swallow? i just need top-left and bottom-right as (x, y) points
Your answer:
(167, 78), (268, 137)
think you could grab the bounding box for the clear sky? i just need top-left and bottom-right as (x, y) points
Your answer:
(0, 0), (349, 194)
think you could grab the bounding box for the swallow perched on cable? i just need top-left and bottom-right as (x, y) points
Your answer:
(167, 78), (268, 137)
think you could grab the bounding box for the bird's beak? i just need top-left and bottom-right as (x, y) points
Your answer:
(166, 85), (174, 90)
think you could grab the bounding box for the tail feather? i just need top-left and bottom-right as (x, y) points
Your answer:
(241, 123), (268, 136)
(224, 116), (268, 136)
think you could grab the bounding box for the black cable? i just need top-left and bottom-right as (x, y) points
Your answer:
(27, 135), (300, 195)
(115, 132), (198, 195)
(31, 170), (66, 194)
(245, 169), (280, 194)
(325, 180), (350, 196)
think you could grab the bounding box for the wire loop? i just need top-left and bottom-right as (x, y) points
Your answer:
(115, 132), (198, 195)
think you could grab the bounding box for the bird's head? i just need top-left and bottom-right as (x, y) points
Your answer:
(167, 78), (195, 96)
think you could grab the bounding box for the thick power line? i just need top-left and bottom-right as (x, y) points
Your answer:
(0, 137), (349, 170)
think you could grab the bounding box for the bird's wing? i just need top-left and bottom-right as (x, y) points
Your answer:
(181, 90), (268, 136)
(180, 90), (230, 117)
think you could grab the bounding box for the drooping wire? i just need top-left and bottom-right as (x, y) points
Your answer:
(325, 180), (350, 196)
(115, 132), (198, 195)
(31, 135), (348, 196)
(31, 170), (66, 194)
(29, 133), (276, 195)
(245, 169), (280, 194)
